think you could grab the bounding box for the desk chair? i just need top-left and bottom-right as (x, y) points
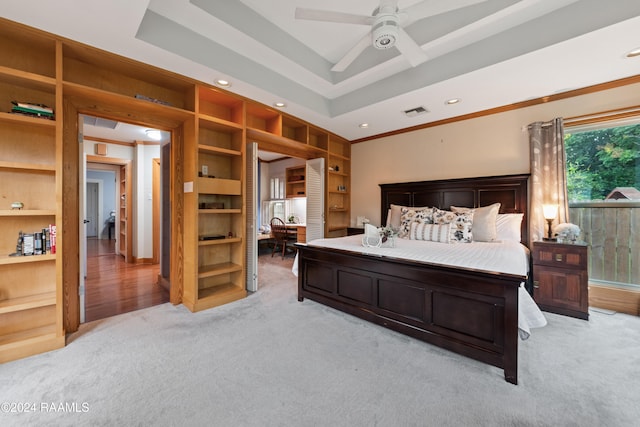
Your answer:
(270, 217), (296, 259)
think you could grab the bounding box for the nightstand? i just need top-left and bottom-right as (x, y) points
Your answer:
(532, 241), (589, 320)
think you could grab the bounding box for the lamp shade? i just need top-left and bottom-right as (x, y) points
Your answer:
(542, 204), (558, 220)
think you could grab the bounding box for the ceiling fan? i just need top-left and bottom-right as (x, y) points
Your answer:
(295, 0), (487, 72)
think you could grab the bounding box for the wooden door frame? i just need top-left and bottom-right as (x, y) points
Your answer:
(62, 96), (185, 333)
(86, 156), (132, 262)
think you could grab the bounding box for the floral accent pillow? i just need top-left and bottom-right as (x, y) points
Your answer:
(433, 208), (474, 243)
(398, 207), (435, 238)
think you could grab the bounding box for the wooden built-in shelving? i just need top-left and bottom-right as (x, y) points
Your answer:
(0, 16), (353, 360)
(182, 86), (247, 312)
(0, 20), (63, 362)
(0, 291), (56, 314)
(286, 165), (306, 198)
(245, 108), (351, 236)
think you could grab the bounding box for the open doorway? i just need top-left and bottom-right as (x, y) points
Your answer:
(80, 114), (169, 322)
(251, 148), (324, 292)
(257, 152), (307, 258)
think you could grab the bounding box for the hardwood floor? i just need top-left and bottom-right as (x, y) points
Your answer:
(85, 238), (168, 323)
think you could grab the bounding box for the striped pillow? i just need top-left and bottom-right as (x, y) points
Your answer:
(410, 222), (451, 243)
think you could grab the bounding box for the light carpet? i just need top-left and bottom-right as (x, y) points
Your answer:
(1, 254), (639, 426)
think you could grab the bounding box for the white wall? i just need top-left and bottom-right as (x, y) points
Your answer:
(351, 83), (640, 227)
(84, 140), (134, 160)
(135, 144), (160, 259)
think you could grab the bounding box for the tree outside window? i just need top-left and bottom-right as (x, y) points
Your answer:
(565, 123), (640, 201)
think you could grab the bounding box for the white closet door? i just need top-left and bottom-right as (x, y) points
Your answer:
(306, 158), (325, 242)
(246, 142), (258, 292)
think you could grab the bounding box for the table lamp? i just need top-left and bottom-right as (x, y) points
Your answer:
(542, 204), (558, 241)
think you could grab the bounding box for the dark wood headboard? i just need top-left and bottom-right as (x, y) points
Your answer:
(380, 174), (530, 246)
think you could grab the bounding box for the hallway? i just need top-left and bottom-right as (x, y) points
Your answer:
(85, 238), (168, 322)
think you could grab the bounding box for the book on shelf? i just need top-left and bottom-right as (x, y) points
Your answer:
(12, 101), (53, 114)
(49, 224), (56, 254)
(10, 101), (55, 119)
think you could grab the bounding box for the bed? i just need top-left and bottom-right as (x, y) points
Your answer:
(295, 174), (546, 384)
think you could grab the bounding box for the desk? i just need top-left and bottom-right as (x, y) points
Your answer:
(285, 224), (306, 243)
(258, 225), (306, 243)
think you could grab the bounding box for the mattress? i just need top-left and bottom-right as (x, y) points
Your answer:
(305, 234), (529, 276)
(293, 235), (547, 339)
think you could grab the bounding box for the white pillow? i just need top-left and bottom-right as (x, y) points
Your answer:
(451, 203), (501, 242)
(496, 213), (524, 241)
(410, 222), (451, 243)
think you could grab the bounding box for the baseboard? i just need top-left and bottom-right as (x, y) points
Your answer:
(589, 283), (640, 316)
(158, 274), (170, 292)
(132, 257), (154, 265)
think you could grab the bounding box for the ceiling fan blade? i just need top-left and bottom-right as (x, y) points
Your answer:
(295, 8), (374, 25)
(396, 28), (428, 67)
(402, 0), (488, 26)
(331, 33), (372, 72)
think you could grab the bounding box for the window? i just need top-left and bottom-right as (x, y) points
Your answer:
(565, 120), (640, 201)
(564, 117), (640, 289)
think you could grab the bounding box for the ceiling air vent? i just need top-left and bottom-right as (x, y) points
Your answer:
(82, 115), (119, 129)
(403, 106), (428, 117)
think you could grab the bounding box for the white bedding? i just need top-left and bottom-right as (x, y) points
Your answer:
(293, 235), (547, 339)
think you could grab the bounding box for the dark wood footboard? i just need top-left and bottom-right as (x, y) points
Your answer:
(296, 244), (523, 384)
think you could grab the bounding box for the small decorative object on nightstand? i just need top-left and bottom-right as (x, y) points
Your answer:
(532, 240), (589, 320)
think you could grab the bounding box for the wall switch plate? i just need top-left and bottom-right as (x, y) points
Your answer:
(202, 165), (208, 176)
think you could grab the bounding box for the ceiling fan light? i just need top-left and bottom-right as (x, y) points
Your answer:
(145, 129), (162, 141)
(372, 20), (399, 49)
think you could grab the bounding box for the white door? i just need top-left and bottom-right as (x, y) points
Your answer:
(79, 147), (87, 323)
(306, 158), (325, 242)
(246, 142), (258, 292)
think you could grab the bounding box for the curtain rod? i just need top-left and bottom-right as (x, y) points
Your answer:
(564, 104), (640, 127)
(524, 119), (557, 131)
(524, 105), (640, 131)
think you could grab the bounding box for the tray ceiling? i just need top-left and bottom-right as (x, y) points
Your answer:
(2, 0), (640, 140)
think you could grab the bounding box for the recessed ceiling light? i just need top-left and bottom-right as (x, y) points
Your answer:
(145, 129), (162, 141)
(273, 102), (286, 108)
(626, 47), (640, 58)
(215, 79), (231, 87)
(359, 123), (369, 128)
(445, 98), (461, 105)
